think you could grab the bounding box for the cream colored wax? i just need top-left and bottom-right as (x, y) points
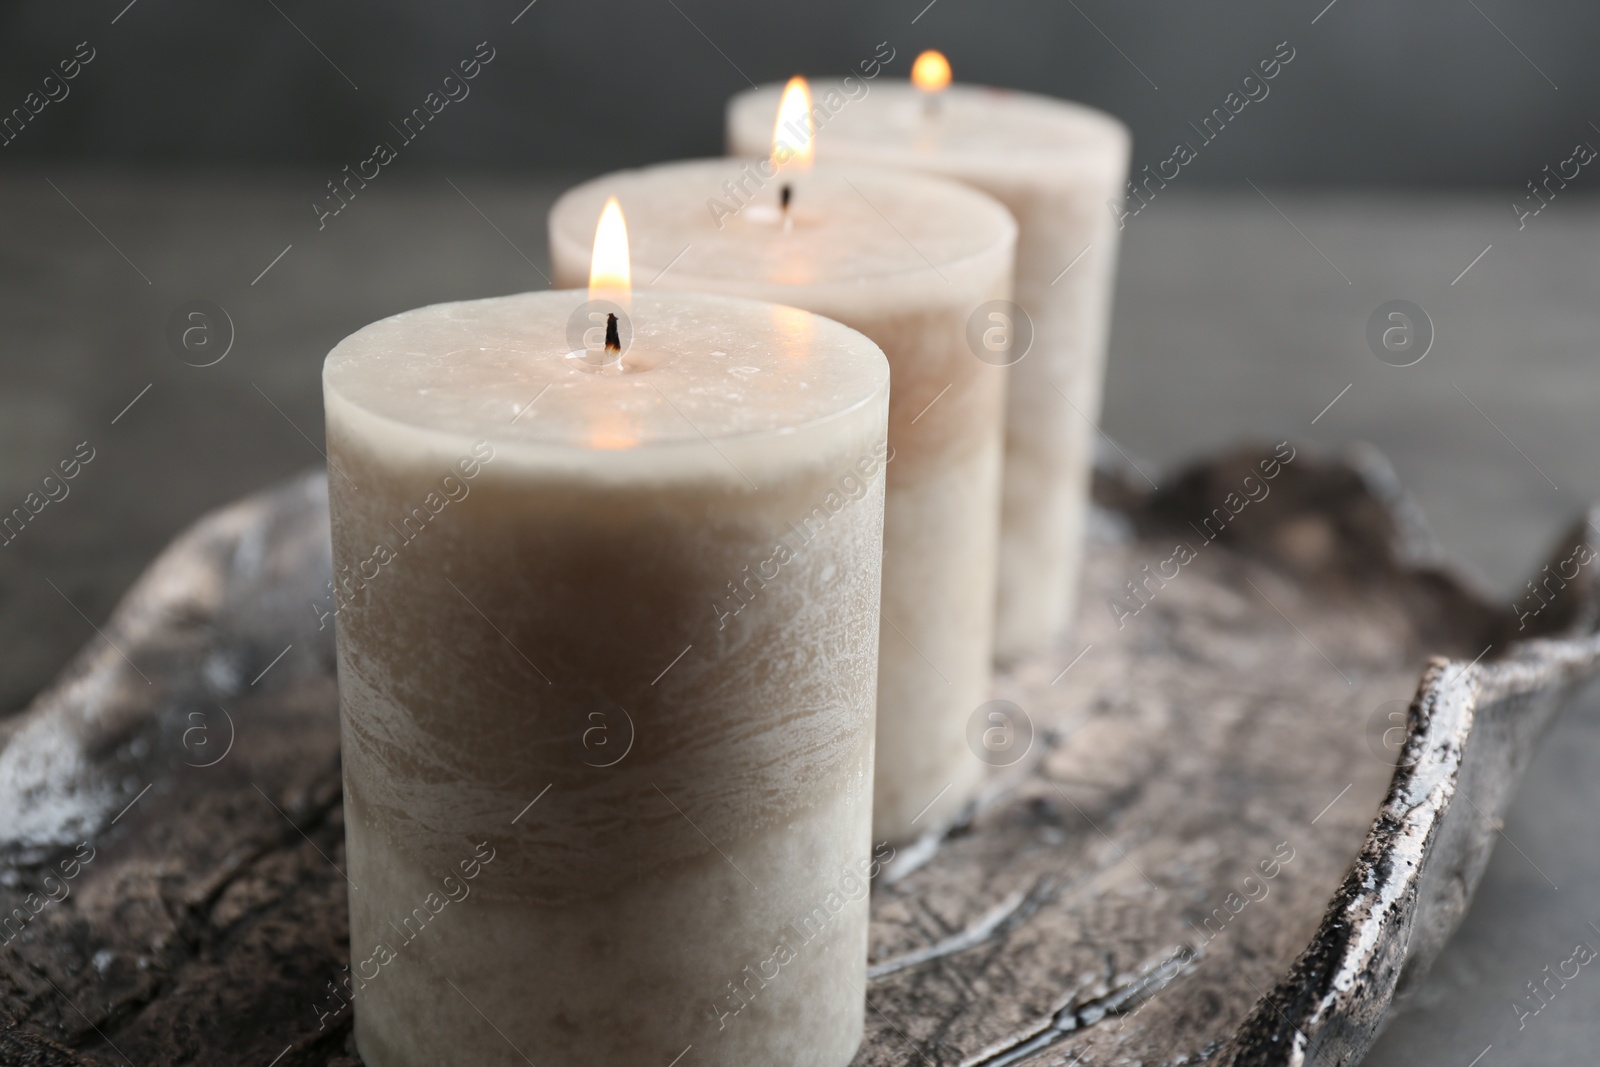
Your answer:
(324, 290), (889, 1067)
(550, 161), (1015, 841)
(728, 82), (1131, 662)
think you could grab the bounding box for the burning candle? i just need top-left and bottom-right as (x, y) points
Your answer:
(727, 54), (1132, 663)
(548, 78), (1017, 842)
(325, 202), (890, 1066)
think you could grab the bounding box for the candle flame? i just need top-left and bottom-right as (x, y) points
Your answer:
(771, 76), (815, 171)
(911, 50), (951, 93)
(588, 196), (631, 303)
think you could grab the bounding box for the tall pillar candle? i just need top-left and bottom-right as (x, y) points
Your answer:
(325, 287), (889, 1067)
(728, 75), (1131, 662)
(549, 159), (1015, 840)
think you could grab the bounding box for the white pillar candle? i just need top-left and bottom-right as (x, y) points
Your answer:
(548, 153), (1016, 841)
(325, 280), (889, 1066)
(728, 71), (1131, 662)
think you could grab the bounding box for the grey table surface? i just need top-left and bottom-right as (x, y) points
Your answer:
(1, 170), (1596, 1064)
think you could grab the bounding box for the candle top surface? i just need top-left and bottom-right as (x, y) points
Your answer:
(548, 160), (1014, 290)
(728, 81), (1128, 167)
(324, 289), (888, 454)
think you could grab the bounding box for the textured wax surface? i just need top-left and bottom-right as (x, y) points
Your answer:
(549, 159), (1016, 289)
(324, 288), (890, 1065)
(729, 81), (1131, 663)
(323, 288), (889, 461)
(727, 82), (1128, 171)
(328, 441), (889, 898)
(552, 161), (1014, 839)
(328, 420), (886, 1067)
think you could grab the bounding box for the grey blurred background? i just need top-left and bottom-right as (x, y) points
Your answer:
(2, 2), (1598, 1064)
(1, 0), (1596, 184)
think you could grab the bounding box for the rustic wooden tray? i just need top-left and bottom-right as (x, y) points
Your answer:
(4, 444), (1597, 1066)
